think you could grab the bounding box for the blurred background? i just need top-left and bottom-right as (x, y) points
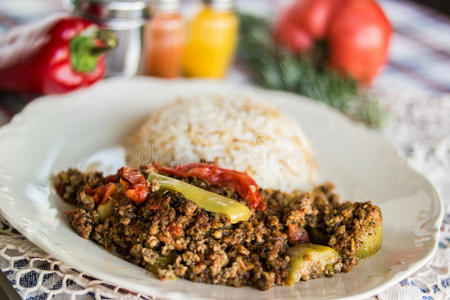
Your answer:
(0, 0), (448, 128)
(0, 0), (449, 92)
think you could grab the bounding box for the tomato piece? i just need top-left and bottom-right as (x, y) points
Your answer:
(92, 182), (117, 205)
(105, 174), (119, 183)
(85, 185), (96, 196)
(119, 167), (149, 204)
(167, 223), (183, 238)
(149, 198), (165, 210)
(153, 162), (265, 210)
(288, 223), (310, 245)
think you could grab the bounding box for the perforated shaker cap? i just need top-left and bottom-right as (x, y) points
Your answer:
(201, 0), (234, 11)
(153, 0), (180, 13)
(75, 0), (152, 22)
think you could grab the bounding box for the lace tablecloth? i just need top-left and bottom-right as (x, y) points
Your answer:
(0, 89), (448, 300)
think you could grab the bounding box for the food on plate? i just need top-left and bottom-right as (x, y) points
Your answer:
(126, 95), (318, 192)
(286, 243), (340, 285)
(97, 196), (116, 222)
(147, 171), (251, 224)
(152, 162), (264, 210)
(54, 96), (382, 290)
(55, 164), (382, 290)
(355, 224), (383, 259)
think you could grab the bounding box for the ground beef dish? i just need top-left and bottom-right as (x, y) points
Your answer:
(54, 168), (382, 290)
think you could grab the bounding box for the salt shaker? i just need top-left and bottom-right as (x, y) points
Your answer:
(73, 0), (152, 77)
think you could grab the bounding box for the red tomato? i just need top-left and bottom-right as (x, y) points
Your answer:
(119, 167), (149, 204)
(274, 10), (313, 52)
(289, 0), (337, 38)
(327, 0), (391, 83)
(274, 0), (391, 83)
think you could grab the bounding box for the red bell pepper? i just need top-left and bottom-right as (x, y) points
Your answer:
(0, 15), (117, 94)
(153, 162), (266, 210)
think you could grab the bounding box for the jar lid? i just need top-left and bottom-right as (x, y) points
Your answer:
(153, 0), (180, 13)
(201, 0), (234, 11)
(75, 0), (152, 22)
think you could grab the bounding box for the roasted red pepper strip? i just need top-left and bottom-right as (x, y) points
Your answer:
(153, 162), (265, 210)
(0, 15), (117, 94)
(105, 174), (119, 183)
(92, 182), (117, 205)
(119, 167), (149, 204)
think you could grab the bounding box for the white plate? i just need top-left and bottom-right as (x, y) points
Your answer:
(0, 77), (443, 300)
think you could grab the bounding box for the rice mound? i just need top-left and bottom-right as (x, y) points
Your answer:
(126, 95), (318, 192)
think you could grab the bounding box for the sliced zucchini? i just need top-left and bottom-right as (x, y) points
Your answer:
(356, 224), (383, 259)
(287, 243), (341, 285)
(97, 199), (115, 222)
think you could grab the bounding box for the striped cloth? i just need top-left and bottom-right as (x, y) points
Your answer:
(376, 0), (450, 93)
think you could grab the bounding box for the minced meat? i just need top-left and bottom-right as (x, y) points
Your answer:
(54, 168), (382, 290)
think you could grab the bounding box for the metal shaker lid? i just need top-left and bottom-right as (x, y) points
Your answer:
(201, 0), (234, 11)
(75, 0), (152, 25)
(153, 0), (180, 13)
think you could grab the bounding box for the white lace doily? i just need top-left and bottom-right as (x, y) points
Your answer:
(375, 90), (450, 300)
(0, 90), (449, 300)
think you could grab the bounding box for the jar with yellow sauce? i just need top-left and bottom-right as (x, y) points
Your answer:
(182, 0), (238, 78)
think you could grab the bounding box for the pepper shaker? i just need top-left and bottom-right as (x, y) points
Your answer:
(73, 0), (152, 77)
(146, 0), (185, 78)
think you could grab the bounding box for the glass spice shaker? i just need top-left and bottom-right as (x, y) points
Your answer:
(146, 0), (185, 78)
(182, 0), (238, 78)
(74, 0), (152, 77)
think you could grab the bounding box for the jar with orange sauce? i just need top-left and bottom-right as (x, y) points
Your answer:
(182, 0), (238, 78)
(146, 0), (185, 78)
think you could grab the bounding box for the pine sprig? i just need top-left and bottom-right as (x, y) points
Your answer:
(237, 13), (386, 128)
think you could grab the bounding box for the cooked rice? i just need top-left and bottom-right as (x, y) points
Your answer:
(126, 95), (318, 192)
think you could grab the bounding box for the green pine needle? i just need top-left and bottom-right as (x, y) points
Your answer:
(237, 13), (386, 128)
